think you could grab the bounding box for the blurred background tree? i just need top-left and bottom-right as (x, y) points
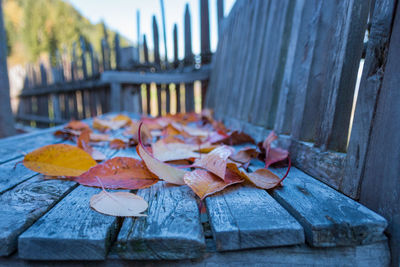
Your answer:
(3, 0), (130, 67)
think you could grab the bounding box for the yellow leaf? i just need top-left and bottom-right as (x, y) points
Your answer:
(23, 144), (97, 177)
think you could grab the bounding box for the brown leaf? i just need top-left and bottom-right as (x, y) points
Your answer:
(76, 157), (158, 189)
(230, 147), (259, 164)
(109, 139), (128, 150)
(220, 131), (255, 145)
(65, 120), (90, 131)
(183, 169), (244, 199)
(192, 145), (234, 180)
(90, 191), (148, 217)
(245, 168), (282, 189)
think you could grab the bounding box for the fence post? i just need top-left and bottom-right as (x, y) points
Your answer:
(110, 82), (122, 112)
(173, 24), (179, 68)
(79, 36), (88, 79)
(114, 33), (121, 70)
(0, 0), (16, 137)
(143, 35), (149, 63)
(200, 0), (211, 63)
(152, 16), (161, 66)
(184, 4), (193, 65)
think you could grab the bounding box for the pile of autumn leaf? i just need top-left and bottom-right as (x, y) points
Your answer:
(22, 111), (290, 217)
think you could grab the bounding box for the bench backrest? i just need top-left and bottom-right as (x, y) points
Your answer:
(207, 1), (400, 263)
(206, 0), (369, 195)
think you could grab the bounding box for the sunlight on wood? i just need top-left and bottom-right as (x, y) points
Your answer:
(180, 83), (186, 113)
(194, 80), (202, 113)
(150, 82), (158, 117)
(76, 91), (83, 119)
(141, 84), (147, 115)
(169, 83), (177, 115)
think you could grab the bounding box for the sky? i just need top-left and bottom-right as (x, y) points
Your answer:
(67, 0), (236, 61)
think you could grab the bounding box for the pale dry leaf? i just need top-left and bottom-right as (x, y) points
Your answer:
(90, 191), (148, 217)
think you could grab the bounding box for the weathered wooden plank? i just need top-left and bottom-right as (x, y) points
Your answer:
(19, 80), (108, 97)
(79, 36), (88, 79)
(205, 184), (304, 251)
(110, 82), (122, 112)
(18, 186), (120, 260)
(314, 0), (369, 152)
(184, 4), (193, 65)
(0, 159), (37, 194)
(113, 182), (205, 260)
(152, 16), (161, 66)
(264, 166), (387, 247)
(0, 176), (77, 256)
(173, 24), (179, 68)
(290, 0), (323, 142)
(358, 2), (400, 264)
(341, 0), (397, 199)
(274, 0), (306, 134)
(225, 0), (256, 119)
(185, 83), (195, 113)
(101, 68), (210, 84)
(0, 126), (63, 164)
(0, 240), (391, 266)
(200, 0), (211, 64)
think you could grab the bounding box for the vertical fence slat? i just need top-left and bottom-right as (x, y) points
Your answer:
(290, 0), (323, 142)
(110, 83), (122, 112)
(217, 0), (224, 35)
(340, 0), (397, 199)
(274, 0), (306, 134)
(173, 24), (179, 68)
(200, 0), (211, 64)
(184, 4), (193, 65)
(185, 83), (195, 112)
(143, 35), (149, 64)
(79, 36), (88, 80)
(114, 34), (121, 70)
(176, 83), (181, 113)
(160, 0), (168, 63)
(152, 16), (161, 67)
(314, 1), (369, 152)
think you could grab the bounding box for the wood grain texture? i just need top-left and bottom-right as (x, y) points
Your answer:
(0, 176), (77, 256)
(358, 2), (400, 264)
(265, 166), (388, 247)
(101, 68), (210, 84)
(341, 0), (397, 199)
(113, 182), (206, 260)
(0, 125), (63, 164)
(205, 184), (304, 251)
(0, 241), (390, 266)
(314, 0), (369, 152)
(18, 186), (120, 260)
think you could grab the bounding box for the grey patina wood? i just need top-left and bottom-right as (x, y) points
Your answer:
(266, 166), (387, 247)
(18, 186), (120, 260)
(114, 182), (205, 260)
(314, 0), (369, 152)
(341, 0), (397, 199)
(0, 125), (63, 164)
(0, 159), (37, 194)
(0, 176), (76, 256)
(358, 2), (400, 264)
(205, 184), (304, 251)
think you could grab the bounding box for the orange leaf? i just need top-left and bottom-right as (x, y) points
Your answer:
(109, 139), (128, 150)
(76, 157), (158, 189)
(23, 144), (97, 177)
(93, 117), (126, 132)
(230, 147), (259, 164)
(137, 123), (187, 185)
(192, 145), (234, 180)
(183, 169), (244, 199)
(77, 130), (106, 161)
(65, 120), (90, 131)
(245, 168), (282, 189)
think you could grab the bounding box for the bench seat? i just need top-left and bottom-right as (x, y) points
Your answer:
(0, 113), (390, 266)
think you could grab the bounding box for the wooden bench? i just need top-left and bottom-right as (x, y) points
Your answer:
(2, 0), (399, 265)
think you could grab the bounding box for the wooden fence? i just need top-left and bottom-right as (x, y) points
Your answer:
(16, 0), (222, 127)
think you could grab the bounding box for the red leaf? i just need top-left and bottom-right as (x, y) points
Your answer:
(76, 157), (159, 190)
(263, 131), (289, 168)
